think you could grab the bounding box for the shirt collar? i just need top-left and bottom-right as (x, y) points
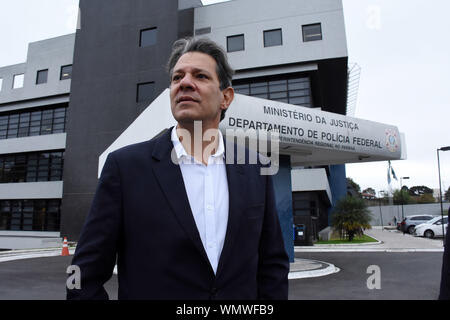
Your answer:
(171, 126), (225, 161)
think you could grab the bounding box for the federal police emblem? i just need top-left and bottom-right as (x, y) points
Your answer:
(385, 129), (398, 152)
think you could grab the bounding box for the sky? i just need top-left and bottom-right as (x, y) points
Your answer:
(0, 0), (449, 196)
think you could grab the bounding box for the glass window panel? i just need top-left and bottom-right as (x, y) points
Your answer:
(52, 117), (65, 124)
(40, 126), (52, 134)
(289, 97), (310, 105)
(13, 74), (24, 89)
(9, 115), (19, 123)
(303, 23), (322, 42)
(140, 27), (157, 47)
(18, 127), (29, 137)
(137, 82), (155, 103)
(36, 69), (48, 85)
(227, 34), (245, 52)
(250, 83), (267, 94)
(288, 81), (308, 90)
(42, 110), (53, 119)
(60, 65), (72, 80)
(270, 92), (287, 99)
(253, 93), (268, 99)
(30, 120), (41, 127)
(53, 125), (64, 134)
(7, 130), (18, 138)
(0, 117), (8, 125)
(289, 89), (310, 98)
(264, 29), (282, 47)
(0, 212), (9, 230)
(269, 82), (287, 93)
(31, 112), (42, 121)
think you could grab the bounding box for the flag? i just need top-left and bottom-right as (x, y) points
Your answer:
(389, 161), (398, 181)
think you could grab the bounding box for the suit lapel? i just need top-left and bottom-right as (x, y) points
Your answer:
(151, 129), (211, 268)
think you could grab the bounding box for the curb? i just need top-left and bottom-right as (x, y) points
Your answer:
(288, 259), (340, 279)
(0, 248), (75, 263)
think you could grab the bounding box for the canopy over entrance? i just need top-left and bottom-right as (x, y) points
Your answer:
(99, 89), (406, 176)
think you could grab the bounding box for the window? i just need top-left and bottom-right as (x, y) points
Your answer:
(195, 27), (211, 36)
(36, 69), (48, 85)
(60, 65), (72, 80)
(302, 23), (322, 42)
(0, 78), (3, 91)
(0, 199), (61, 231)
(13, 74), (24, 89)
(0, 150), (64, 183)
(264, 29), (282, 47)
(233, 76), (312, 108)
(0, 105), (67, 140)
(140, 27), (157, 47)
(137, 82), (155, 103)
(227, 34), (245, 52)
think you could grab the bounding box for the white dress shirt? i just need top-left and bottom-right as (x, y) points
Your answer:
(171, 126), (229, 274)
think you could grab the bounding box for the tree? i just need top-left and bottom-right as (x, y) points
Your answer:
(445, 187), (450, 202)
(346, 178), (361, 197)
(416, 193), (435, 204)
(331, 195), (372, 241)
(409, 185), (433, 196)
(393, 189), (413, 205)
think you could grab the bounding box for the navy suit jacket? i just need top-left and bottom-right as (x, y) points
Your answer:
(67, 128), (289, 300)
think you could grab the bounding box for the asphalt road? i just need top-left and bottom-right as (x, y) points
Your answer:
(290, 251), (443, 300)
(0, 251), (444, 300)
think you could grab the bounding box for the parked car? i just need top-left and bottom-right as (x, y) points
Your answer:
(400, 215), (436, 234)
(414, 216), (449, 239)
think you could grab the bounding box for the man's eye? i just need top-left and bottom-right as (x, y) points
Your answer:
(197, 74), (208, 79)
(172, 75), (181, 82)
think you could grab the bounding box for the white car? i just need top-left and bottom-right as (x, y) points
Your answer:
(414, 216), (448, 239)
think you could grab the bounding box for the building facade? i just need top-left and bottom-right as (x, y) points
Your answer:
(0, 34), (74, 248)
(0, 0), (353, 249)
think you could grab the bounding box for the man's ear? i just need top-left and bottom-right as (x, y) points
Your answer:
(221, 87), (234, 111)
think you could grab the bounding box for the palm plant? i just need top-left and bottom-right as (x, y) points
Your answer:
(331, 195), (372, 241)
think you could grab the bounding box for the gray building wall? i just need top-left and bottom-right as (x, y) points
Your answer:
(0, 34), (74, 105)
(194, 0), (348, 71)
(61, 0), (195, 240)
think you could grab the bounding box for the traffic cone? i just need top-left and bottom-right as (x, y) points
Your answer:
(61, 237), (70, 256)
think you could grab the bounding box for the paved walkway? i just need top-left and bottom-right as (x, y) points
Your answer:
(289, 227), (445, 278)
(0, 227), (444, 280)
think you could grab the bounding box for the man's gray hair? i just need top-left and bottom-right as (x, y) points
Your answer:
(167, 37), (235, 121)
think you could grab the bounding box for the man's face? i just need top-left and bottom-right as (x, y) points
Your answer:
(170, 51), (232, 128)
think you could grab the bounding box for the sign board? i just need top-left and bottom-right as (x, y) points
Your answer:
(221, 93), (405, 166)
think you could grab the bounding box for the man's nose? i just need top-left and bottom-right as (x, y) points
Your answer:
(179, 74), (195, 90)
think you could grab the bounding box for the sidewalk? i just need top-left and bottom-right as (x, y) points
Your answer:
(294, 226), (445, 253)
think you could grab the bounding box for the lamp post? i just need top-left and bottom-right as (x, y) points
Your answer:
(378, 190), (388, 230)
(437, 146), (450, 245)
(400, 176), (410, 222)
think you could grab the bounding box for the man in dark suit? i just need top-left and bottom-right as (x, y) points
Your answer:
(439, 206), (450, 300)
(66, 37), (289, 300)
